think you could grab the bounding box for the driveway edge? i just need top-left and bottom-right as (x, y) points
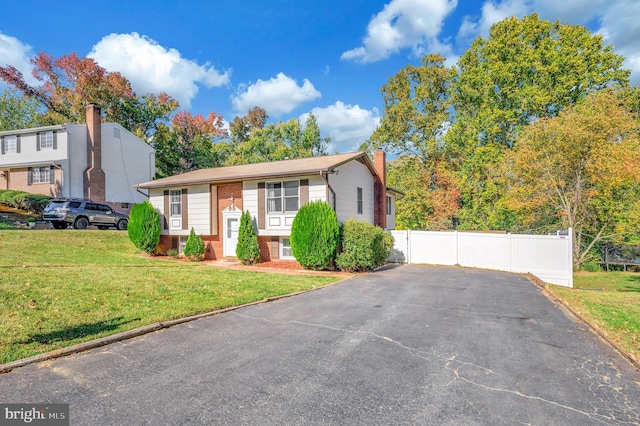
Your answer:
(0, 277), (352, 375)
(525, 273), (640, 371)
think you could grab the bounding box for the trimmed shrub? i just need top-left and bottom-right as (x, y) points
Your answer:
(236, 210), (261, 265)
(0, 190), (50, 214)
(184, 228), (205, 261)
(290, 200), (340, 270)
(336, 219), (394, 272)
(127, 201), (161, 254)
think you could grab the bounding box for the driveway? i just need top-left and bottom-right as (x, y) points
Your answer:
(1, 265), (639, 425)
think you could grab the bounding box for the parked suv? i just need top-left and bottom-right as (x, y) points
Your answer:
(43, 198), (129, 230)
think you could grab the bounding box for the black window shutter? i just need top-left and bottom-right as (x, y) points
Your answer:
(27, 167), (33, 186)
(36, 133), (41, 151)
(52, 131), (57, 150)
(16, 135), (20, 153)
(181, 188), (188, 230)
(163, 190), (169, 229)
(50, 166), (55, 184)
(258, 182), (265, 229)
(1, 137), (4, 155)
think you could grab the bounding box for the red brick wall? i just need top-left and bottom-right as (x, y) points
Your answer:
(373, 149), (387, 229)
(4, 168), (62, 197)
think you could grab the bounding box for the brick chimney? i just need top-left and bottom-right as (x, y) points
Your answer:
(373, 149), (387, 229)
(84, 103), (106, 202)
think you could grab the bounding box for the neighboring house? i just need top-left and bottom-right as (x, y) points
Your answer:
(135, 150), (398, 261)
(0, 104), (155, 212)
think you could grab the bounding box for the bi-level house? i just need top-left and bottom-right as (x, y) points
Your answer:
(0, 104), (154, 212)
(135, 150), (398, 261)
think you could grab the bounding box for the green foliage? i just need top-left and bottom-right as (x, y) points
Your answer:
(127, 201), (161, 254)
(0, 189), (50, 214)
(167, 248), (179, 258)
(336, 219), (394, 272)
(290, 200), (340, 270)
(236, 210), (261, 265)
(184, 228), (205, 261)
(0, 90), (48, 131)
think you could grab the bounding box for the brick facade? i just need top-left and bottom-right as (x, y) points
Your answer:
(373, 149), (387, 229)
(84, 104), (106, 203)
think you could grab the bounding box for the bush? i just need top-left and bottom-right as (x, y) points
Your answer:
(167, 248), (179, 258)
(336, 219), (394, 272)
(184, 228), (205, 261)
(127, 201), (161, 254)
(236, 210), (261, 265)
(0, 190), (50, 214)
(290, 200), (340, 270)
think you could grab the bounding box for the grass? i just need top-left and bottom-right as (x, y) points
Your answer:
(548, 271), (640, 362)
(0, 230), (341, 364)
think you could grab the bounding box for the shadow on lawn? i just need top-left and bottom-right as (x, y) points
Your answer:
(20, 317), (140, 345)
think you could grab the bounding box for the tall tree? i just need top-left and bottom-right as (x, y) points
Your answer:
(229, 106), (268, 144)
(0, 91), (48, 131)
(505, 91), (640, 267)
(449, 13), (630, 229)
(154, 111), (228, 178)
(0, 52), (178, 139)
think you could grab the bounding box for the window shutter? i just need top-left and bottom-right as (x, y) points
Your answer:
(163, 190), (169, 229)
(300, 179), (309, 206)
(258, 182), (265, 229)
(50, 166), (55, 184)
(16, 135), (20, 153)
(181, 188), (188, 230)
(52, 131), (57, 150)
(36, 133), (41, 151)
(210, 185), (218, 235)
(1, 137), (4, 155)
(27, 167), (33, 186)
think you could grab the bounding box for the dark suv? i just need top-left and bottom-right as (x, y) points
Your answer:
(43, 198), (129, 230)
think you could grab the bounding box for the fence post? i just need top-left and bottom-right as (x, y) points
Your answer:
(407, 230), (411, 264)
(454, 230), (458, 265)
(568, 228), (574, 288)
(508, 232), (512, 272)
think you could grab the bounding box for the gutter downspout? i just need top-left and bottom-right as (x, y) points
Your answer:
(135, 187), (149, 199)
(320, 171), (336, 211)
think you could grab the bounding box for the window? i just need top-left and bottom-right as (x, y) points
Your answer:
(386, 196), (392, 215)
(121, 203), (130, 210)
(39, 131), (54, 149)
(32, 167), (51, 184)
(281, 238), (293, 259)
(267, 181), (299, 213)
(4, 135), (17, 153)
(357, 187), (363, 214)
(170, 190), (182, 216)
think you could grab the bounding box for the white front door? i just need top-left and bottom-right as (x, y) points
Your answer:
(223, 211), (241, 257)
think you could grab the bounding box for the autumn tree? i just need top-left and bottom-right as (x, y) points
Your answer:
(366, 53), (459, 229)
(449, 14), (629, 229)
(229, 106), (268, 144)
(505, 91), (640, 267)
(154, 110), (228, 178)
(0, 52), (178, 139)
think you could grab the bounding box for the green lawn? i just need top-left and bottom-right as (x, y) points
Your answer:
(0, 230), (341, 364)
(548, 272), (640, 362)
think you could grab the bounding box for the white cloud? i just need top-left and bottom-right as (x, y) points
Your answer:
(231, 73), (321, 117)
(457, 0), (528, 41)
(341, 0), (458, 63)
(88, 33), (230, 108)
(597, 0), (640, 85)
(301, 101), (381, 153)
(0, 32), (38, 86)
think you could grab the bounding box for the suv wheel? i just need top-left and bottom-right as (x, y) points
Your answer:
(117, 219), (128, 231)
(74, 217), (89, 230)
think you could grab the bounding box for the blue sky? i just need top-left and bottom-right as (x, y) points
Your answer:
(1, 0), (639, 153)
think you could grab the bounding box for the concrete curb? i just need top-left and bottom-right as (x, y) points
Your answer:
(525, 273), (640, 372)
(0, 278), (352, 375)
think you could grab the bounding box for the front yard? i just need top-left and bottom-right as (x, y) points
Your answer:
(0, 230), (341, 364)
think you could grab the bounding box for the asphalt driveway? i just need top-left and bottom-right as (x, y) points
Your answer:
(1, 265), (639, 425)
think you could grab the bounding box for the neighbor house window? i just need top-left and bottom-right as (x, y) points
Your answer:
(267, 181), (299, 213)
(170, 190), (182, 216)
(357, 187), (363, 214)
(121, 203), (130, 210)
(32, 167), (51, 184)
(281, 238), (293, 259)
(39, 131), (54, 149)
(4, 135), (17, 153)
(386, 196), (392, 215)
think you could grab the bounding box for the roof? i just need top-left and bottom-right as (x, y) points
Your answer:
(0, 124), (65, 136)
(135, 152), (376, 189)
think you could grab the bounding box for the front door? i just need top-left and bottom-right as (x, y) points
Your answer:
(223, 211), (241, 257)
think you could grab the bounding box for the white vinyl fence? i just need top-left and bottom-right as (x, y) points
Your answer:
(388, 229), (573, 287)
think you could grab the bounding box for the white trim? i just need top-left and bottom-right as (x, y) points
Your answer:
(222, 209), (242, 257)
(280, 237), (294, 260)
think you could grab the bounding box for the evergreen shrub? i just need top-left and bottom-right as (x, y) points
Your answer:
(184, 228), (205, 261)
(290, 200), (340, 270)
(236, 210), (261, 265)
(127, 201), (161, 254)
(0, 189), (50, 214)
(336, 219), (394, 272)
